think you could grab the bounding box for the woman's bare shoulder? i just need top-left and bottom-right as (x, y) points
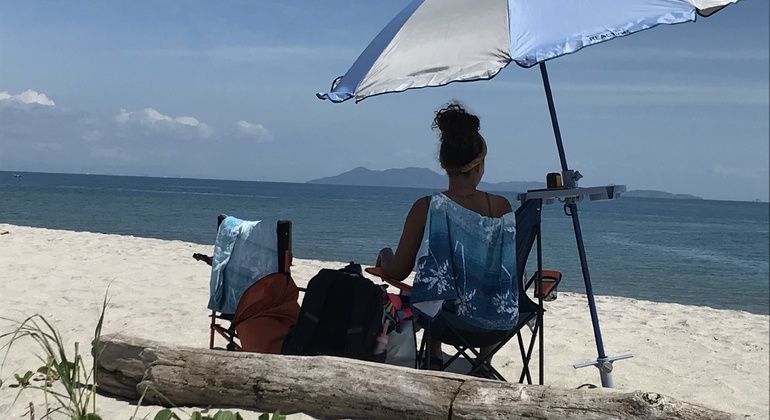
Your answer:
(406, 195), (431, 219)
(414, 195), (431, 209)
(488, 192), (514, 216)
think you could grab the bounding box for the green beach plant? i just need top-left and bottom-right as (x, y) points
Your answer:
(1, 292), (288, 420)
(0, 292), (108, 420)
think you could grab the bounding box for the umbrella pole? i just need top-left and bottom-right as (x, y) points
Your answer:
(539, 63), (569, 173)
(538, 62), (629, 387)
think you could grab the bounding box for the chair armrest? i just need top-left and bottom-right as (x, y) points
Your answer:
(365, 267), (413, 292)
(527, 270), (562, 298)
(193, 253), (213, 266)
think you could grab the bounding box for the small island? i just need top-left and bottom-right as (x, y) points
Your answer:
(622, 190), (703, 200)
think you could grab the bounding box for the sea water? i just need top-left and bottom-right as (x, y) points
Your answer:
(1, 171), (768, 314)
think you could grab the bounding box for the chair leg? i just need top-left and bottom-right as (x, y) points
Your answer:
(436, 322), (510, 381)
(209, 310), (216, 349)
(518, 316), (540, 384)
(226, 324), (239, 351)
(417, 332), (426, 368)
(209, 311), (242, 351)
(412, 322), (420, 369)
(418, 321), (446, 370)
(477, 342), (509, 380)
(463, 346), (486, 377)
(418, 318), (512, 381)
(424, 322), (433, 369)
(455, 343), (507, 381)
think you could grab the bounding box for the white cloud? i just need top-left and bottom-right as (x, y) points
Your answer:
(235, 120), (273, 142)
(0, 89), (55, 106)
(116, 108), (213, 138)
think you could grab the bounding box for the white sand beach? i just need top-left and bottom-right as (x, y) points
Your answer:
(0, 224), (768, 419)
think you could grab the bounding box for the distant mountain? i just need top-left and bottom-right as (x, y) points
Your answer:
(307, 167), (446, 189)
(306, 167), (544, 193)
(483, 180), (547, 193)
(307, 167), (706, 199)
(623, 190), (703, 200)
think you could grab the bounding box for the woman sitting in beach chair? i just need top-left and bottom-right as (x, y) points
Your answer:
(374, 102), (517, 371)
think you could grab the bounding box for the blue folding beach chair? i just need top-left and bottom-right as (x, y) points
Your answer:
(413, 198), (560, 382)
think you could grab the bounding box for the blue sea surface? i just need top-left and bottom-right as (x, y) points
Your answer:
(2, 171), (768, 314)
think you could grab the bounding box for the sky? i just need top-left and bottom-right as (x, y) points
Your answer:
(1, 1), (768, 202)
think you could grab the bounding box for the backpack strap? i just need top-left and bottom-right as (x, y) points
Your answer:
(282, 269), (336, 355)
(344, 275), (383, 360)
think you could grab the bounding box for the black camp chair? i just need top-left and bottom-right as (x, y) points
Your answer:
(415, 198), (560, 383)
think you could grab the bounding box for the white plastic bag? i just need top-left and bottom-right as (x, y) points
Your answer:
(385, 319), (417, 368)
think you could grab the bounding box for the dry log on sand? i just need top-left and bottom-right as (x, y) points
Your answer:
(94, 334), (737, 420)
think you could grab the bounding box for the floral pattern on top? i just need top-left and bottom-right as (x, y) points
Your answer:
(412, 193), (518, 331)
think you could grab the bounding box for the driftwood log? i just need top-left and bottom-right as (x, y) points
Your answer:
(94, 334), (736, 420)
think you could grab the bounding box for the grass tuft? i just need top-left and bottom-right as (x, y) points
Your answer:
(1, 291), (109, 420)
(1, 289), (287, 420)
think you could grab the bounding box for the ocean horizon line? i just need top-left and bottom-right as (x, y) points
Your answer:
(4, 169), (766, 204)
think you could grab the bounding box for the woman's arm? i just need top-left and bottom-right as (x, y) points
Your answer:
(377, 196), (430, 281)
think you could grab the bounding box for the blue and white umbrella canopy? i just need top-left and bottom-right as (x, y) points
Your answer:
(318, 0), (740, 103)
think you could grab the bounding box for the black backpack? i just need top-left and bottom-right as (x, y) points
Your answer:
(281, 263), (385, 362)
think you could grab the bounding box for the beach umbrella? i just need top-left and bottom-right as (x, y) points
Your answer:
(316, 0), (743, 387)
(317, 0), (738, 104)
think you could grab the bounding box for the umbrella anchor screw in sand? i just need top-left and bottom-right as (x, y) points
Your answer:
(574, 354), (635, 388)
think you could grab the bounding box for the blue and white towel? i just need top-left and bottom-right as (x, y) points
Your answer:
(412, 193), (518, 331)
(207, 216), (278, 314)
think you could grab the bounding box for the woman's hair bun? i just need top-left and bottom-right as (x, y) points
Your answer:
(433, 101), (486, 174)
(432, 102), (480, 144)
